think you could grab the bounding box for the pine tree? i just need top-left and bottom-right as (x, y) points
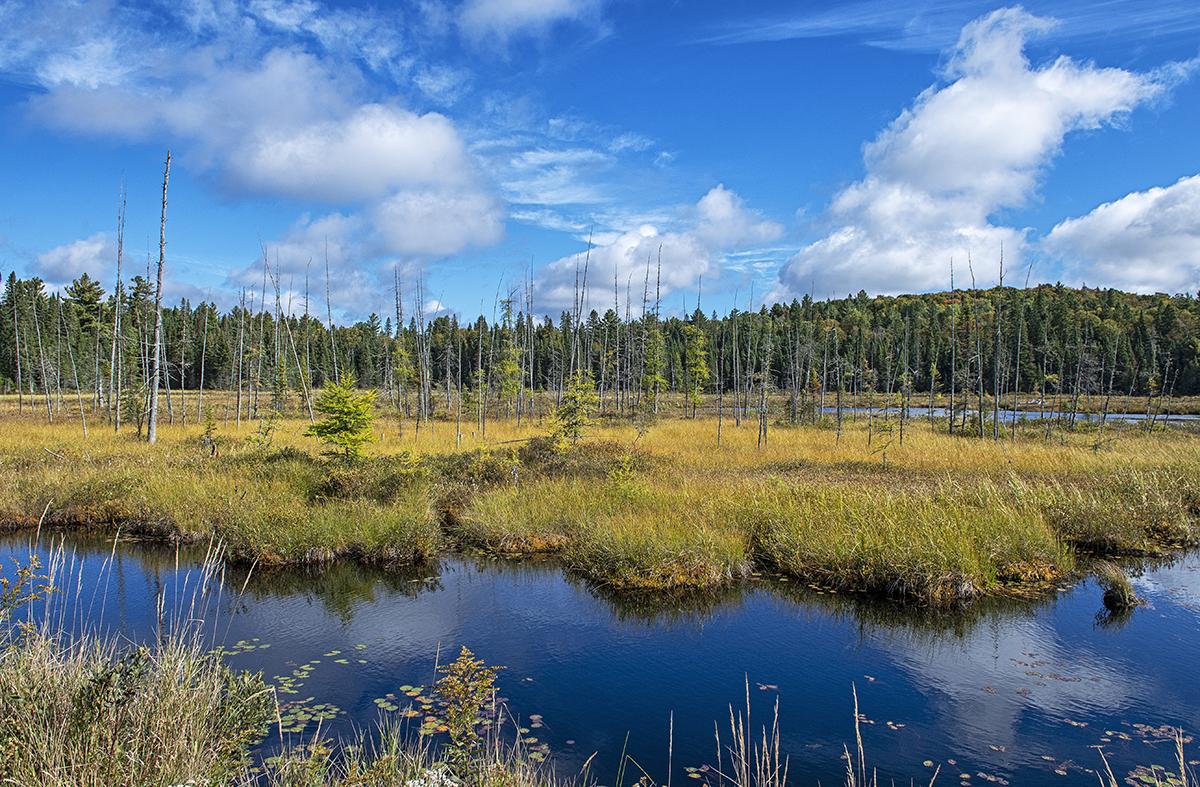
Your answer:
(552, 369), (599, 448)
(682, 322), (710, 417)
(307, 374), (376, 461)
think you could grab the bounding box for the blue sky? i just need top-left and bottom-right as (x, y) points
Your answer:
(1, 0), (1198, 322)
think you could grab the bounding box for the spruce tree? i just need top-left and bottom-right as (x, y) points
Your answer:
(307, 373), (376, 460)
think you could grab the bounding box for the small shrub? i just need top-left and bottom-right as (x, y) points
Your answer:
(201, 406), (220, 457)
(435, 646), (504, 774)
(247, 411), (278, 450)
(432, 449), (518, 490)
(312, 451), (427, 503)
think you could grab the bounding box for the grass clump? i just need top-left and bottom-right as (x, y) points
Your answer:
(1094, 560), (1141, 611)
(0, 634), (274, 785)
(1017, 468), (1200, 554)
(744, 481), (1072, 603)
(214, 494), (440, 566)
(460, 479), (751, 591)
(0, 554), (274, 786)
(0, 453), (441, 568)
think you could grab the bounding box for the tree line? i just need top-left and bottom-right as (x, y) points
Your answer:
(3, 258), (1198, 437)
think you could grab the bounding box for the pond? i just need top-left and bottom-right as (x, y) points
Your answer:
(3, 532), (1198, 785)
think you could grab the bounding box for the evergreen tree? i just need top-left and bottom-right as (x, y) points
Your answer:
(307, 374), (376, 460)
(552, 369), (599, 448)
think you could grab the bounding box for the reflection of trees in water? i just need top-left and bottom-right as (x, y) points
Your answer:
(569, 568), (1062, 637)
(582, 577), (751, 626)
(769, 578), (1059, 642)
(228, 561), (444, 625)
(12, 531), (1155, 643)
(3, 532), (447, 628)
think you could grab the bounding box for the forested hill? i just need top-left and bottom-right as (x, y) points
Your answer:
(2, 271), (1199, 409)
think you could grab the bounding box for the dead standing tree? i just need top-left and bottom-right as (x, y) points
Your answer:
(147, 150), (171, 444)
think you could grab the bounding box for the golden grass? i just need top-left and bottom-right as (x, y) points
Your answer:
(1, 405), (1198, 601)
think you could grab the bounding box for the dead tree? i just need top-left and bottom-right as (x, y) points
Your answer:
(147, 150), (171, 444)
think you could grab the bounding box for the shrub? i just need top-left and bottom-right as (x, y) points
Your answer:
(435, 646), (503, 775)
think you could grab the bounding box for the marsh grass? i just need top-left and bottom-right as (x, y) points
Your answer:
(0, 545), (275, 786)
(743, 481), (1071, 602)
(252, 723), (575, 787)
(0, 631), (274, 785)
(1094, 560), (1141, 611)
(1015, 469), (1200, 553)
(1, 412), (1197, 602)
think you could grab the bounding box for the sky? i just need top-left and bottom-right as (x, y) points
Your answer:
(0, 0), (1198, 323)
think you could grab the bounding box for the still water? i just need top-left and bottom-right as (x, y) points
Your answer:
(3, 532), (1198, 785)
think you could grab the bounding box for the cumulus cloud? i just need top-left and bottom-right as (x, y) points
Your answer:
(372, 189), (505, 257)
(228, 104), (475, 202)
(1044, 173), (1200, 294)
(28, 49), (481, 206)
(776, 7), (1170, 298)
(34, 233), (112, 288)
(693, 185), (784, 249)
(536, 186), (781, 310)
(459, 0), (603, 43)
(14, 7), (504, 266)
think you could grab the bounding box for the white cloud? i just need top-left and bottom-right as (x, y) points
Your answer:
(609, 132), (655, 153)
(459, 0), (602, 43)
(500, 147), (614, 206)
(693, 185), (784, 249)
(536, 186), (781, 310)
(1044, 173), (1200, 294)
(705, 0), (1200, 53)
(776, 7), (1170, 299)
(34, 233), (112, 288)
(413, 64), (473, 105)
(36, 39), (130, 88)
(372, 189), (505, 256)
(226, 212), (384, 319)
(537, 224), (710, 312)
(18, 22), (505, 268)
(228, 103), (475, 201)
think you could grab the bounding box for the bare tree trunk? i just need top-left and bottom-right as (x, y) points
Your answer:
(993, 249), (1004, 440)
(31, 291), (52, 423)
(58, 298), (87, 437)
(147, 150), (171, 444)
(197, 301), (209, 420)
(948, 260), (956, 436)
(11, 279), (22, 415)
(325, 241), (338, 381)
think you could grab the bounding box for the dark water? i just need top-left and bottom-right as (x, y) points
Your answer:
(4, 533), (1199, 786)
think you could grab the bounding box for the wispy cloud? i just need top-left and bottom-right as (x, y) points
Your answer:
(703, 0), (1200, 52)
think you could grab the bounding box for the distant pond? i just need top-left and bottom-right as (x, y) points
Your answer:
(3, 532), (1198, 785)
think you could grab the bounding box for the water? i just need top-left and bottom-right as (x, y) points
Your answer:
(4, 533), (1199, 785)
(818, 406), (1200, 424)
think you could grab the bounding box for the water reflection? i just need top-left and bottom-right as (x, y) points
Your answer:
(2, 530), (1197, 785)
